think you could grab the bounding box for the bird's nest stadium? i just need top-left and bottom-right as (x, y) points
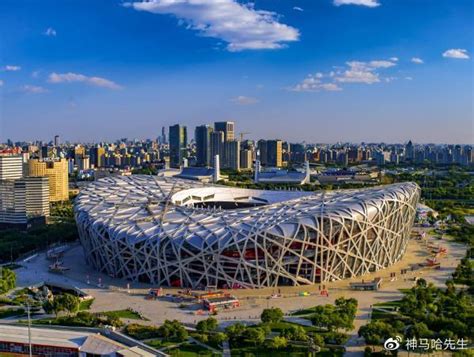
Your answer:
(74, 176), (420, 289)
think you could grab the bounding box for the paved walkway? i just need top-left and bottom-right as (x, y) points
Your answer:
(222, 340), (231, 357)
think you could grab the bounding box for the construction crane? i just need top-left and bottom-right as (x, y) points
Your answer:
(239, 132), (250, 141)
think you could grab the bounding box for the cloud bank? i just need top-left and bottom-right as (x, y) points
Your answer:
(125, 0), (299, 51)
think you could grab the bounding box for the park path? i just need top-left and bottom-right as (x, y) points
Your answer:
(222, 340), (231, 357)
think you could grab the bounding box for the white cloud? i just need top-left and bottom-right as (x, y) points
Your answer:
(390, 57), (399, 62)
(0, 80), (3, 86)
(4, 65), (21, 71)
(405, 76), (413, 80)
(291, 74), (342, 92)
(291, 58), (396, 92)
(48, 72), (122, 90)
(125, 0), (299, 51)
(411, 57), (424, 64)
(335, 59), (396, 84)
(293, 6), (304, 12)
(333, 0), (380, 7)
(367, 60), (397, 68)
(442, 48), (470, 59)
(22, 85), (48, 94)
(44, 27), (57, 36)
(231, 95), (259, 105)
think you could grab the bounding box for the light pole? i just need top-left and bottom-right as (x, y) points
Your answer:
(26, 300), (32, 357)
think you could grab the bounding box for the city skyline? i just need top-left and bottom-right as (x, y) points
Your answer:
(1, 0), (473, 143)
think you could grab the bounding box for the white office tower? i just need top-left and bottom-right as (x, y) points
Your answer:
(0, 155), (23, 180)
(254, 159), (261, 183)
(213, 154), (221, 183)
(303, 161), (311, 184)
(0, 176), (50, 227)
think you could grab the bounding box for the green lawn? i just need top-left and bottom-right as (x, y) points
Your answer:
(264, 321), (321, 333)
(372, 300), (402, 308)
(145, 339), (178, 349)
(291, 307), (320, 316)
(166, 343), (220, 357)
(230, 345), (312, 356)
(79, 298), (94, 311)
(0, 308), (25, 319)
(102, 309), (147, 320)
(370, 309), (395, 321)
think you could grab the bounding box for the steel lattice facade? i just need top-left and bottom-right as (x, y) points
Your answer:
(75, 176), (420, 288)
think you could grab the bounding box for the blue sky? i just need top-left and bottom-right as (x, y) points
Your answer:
(0, 0), (472, 143)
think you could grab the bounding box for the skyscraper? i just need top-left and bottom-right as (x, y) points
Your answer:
(169, 124), (187, 168)
(405, 140), (414, 161)
(210, 131), (224, 167)
(28, 158), (69, 202)
(240, 149), (253, 170)
(195, 125), (213, 166)
(266, 140), (283, 167)
(225, 140), (240, 171)
(161, 126), (167, 144)
(257, 140), (267, 166)
(0, 176), (50, 227)
(54, 135), (60, 147)
(90, 146), (106, 168)
(214, 121), (235, 142)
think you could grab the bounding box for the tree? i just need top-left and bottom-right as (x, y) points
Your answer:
(0, 268), (16, 294)
(158, 320), (188, 342)
(311, 334), (325, 348)
(175, 326), (189, 342)
(261, 307), (284, 324)
(358, 321), (396, 346)
(406, 322), (432, 339)
(196, 317), (218, 333)
(267, 336), (287, 350)
(281, 325), (308, 341)
(225, 322), (247, 342)
(243, 327), (266, 346)
(42, 299), (62, 317)
(58, 294), (80, 316)
(209, 332), (227, 346)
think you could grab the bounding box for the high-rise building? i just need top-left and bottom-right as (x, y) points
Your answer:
(90, 146), (106, 168)
(225, 140), (240, 171)
(41, 145), (49, 159)
(0, 176), (49, 227)
(169, 124), (187, 168)
(214, 121), (235, 142)
(74, 145), (85, 162)
(28, 158), (69, 202)
(337, 151), (349, 167)
(77, 156), (91, 171)
(195, 125), (213, 166)
(289, 143), (306, 164)
(161, 126), (167, 144)
(210, 131), (224, 167)
(240, 149), (253, 170)
(0, 155), (23, 180)
(257, 140), (267, 166)
(54, 135), (60, 147)
(266, 140), (283, 167)
(405, 140), (414, 161)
